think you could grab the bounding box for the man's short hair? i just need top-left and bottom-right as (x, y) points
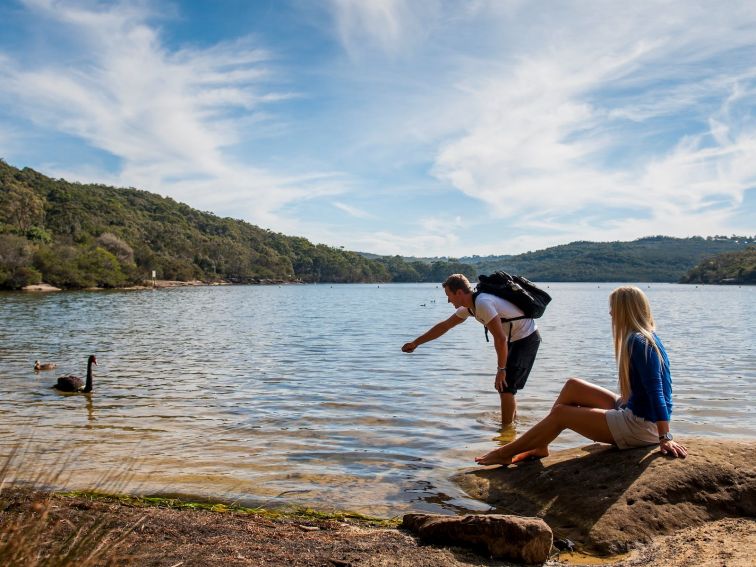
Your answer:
(443, 273), (473, 293)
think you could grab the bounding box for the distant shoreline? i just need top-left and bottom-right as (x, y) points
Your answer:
(134, 278), (304, 289)
(20, 278), (306, 292)
(17, 278), (754, 293)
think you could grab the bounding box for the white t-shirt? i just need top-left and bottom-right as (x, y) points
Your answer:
(455, 293), (537, 342)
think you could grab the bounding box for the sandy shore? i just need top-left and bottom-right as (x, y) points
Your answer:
(1, 488), (753, 566)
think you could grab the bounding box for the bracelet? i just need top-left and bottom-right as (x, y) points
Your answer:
(497, 367), (507, 372)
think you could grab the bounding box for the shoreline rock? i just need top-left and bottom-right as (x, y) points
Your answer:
(454, 438), (756, 555)
(402, 513), (552, 564)
(21, 282), (61, 292)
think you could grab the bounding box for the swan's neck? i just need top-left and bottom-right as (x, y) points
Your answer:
(83, 360), (94, 393)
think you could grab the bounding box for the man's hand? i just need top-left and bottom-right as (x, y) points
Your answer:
(494, 368), (507, 393)
(402, 342), (417, 353)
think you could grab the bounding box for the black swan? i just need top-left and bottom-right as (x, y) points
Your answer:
(53, 355), (97, 393)
(34, 360), (57, 371)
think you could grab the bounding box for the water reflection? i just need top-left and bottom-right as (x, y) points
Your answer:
(86, 394), (95, 427)
(0, 283), (753, 517)
(493, 423), (518, 445)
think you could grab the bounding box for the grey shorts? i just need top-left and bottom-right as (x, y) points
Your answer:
(605, 406), (659, 449)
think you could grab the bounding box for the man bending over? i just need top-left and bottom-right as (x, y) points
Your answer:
(401, 273), (541, 426)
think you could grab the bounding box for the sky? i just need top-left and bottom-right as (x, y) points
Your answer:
(0, 0), (755, 257)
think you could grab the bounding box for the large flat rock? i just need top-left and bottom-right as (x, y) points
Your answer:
(454, 439), (755, 554)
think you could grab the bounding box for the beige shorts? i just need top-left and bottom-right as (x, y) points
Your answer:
(605, 407), (659, 449)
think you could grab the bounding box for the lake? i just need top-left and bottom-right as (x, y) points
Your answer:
(0, 283), (753, 517)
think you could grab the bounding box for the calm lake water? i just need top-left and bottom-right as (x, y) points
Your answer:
(0, 283), (754, 517)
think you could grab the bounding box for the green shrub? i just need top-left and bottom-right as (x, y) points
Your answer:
(26, 226), (53, 244)
(76, 247), (127, 288)
(3, 266), (43, 288)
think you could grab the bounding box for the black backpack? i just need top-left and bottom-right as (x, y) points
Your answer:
(470, 271), (551, 341)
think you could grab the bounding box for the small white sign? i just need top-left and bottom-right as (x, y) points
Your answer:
(151, 270), (156, 278)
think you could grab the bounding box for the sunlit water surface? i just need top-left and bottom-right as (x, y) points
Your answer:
(0, 283), (753, 517)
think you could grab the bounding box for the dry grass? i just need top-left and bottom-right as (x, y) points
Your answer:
(0, 445), (144, 566)
(3, 443), (752, 566)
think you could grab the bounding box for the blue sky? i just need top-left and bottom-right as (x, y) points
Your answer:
(0, 0), (754, 256)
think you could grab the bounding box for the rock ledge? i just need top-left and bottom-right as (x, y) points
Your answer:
(454, 438), (755, 554)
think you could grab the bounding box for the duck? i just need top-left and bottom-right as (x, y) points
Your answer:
(34, 360), (57, 371)
(53, 355), (97, 393)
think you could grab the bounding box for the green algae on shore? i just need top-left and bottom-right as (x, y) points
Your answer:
(57, 489), (401, 527)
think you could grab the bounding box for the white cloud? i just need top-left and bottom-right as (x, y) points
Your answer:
(418, 214), (463, 234)
(329, 0), (440, 58)
(332, 228), (461, 257)
(333, 201), (372, 219)
(2, 1), (755, 257)
(337, 215), (465, 257)
(0, 0), (344, 231)
(428, 2), (756, 247)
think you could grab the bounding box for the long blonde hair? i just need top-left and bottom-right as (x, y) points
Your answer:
(609, 286), (663, 402)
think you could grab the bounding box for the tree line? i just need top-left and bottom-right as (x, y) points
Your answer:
(3, 159), (752, 290)
(679, 246), (756, 284)
(0, 160), (474, 290)
(459, 235), (754, 282)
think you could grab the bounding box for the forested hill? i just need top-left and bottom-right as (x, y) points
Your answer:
(458, 236), (754, 282)
(680, 246), (756, 284)
(0, 160), (472, 289)
(2, 160), (752, 289)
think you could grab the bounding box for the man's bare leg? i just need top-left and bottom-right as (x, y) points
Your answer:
(500, 392), (516, 426)
(494, 422), (517, 444)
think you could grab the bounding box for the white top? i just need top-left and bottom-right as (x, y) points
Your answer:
(455, 293), (537, 342)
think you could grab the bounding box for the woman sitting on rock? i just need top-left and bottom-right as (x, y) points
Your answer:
(475, 285), (687, 466)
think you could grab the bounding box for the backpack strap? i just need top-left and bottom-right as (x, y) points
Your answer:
(468, 290), (480, 318)
(484, 315), (526, 343)
(474, 291), (527, 343)
(469, 291), (481, 314)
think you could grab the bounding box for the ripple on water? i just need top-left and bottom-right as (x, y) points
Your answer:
(0, 283), (754, 516)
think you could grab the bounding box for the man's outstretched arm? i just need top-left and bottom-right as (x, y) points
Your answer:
(402, 314), (464, 352)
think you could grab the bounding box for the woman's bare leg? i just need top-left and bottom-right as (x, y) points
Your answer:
(475, 403), (615, 466)
(505, 378), (619, 462)
(552, 377), (619, 410)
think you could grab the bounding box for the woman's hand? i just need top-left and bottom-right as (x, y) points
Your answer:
(660, 439), (687, 458)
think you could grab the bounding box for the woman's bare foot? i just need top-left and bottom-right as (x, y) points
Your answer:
(475, 447), (513, 466)
(511, 447), (549, 463)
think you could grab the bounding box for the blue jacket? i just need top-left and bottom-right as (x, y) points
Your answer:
(626, 332), (673, 422)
